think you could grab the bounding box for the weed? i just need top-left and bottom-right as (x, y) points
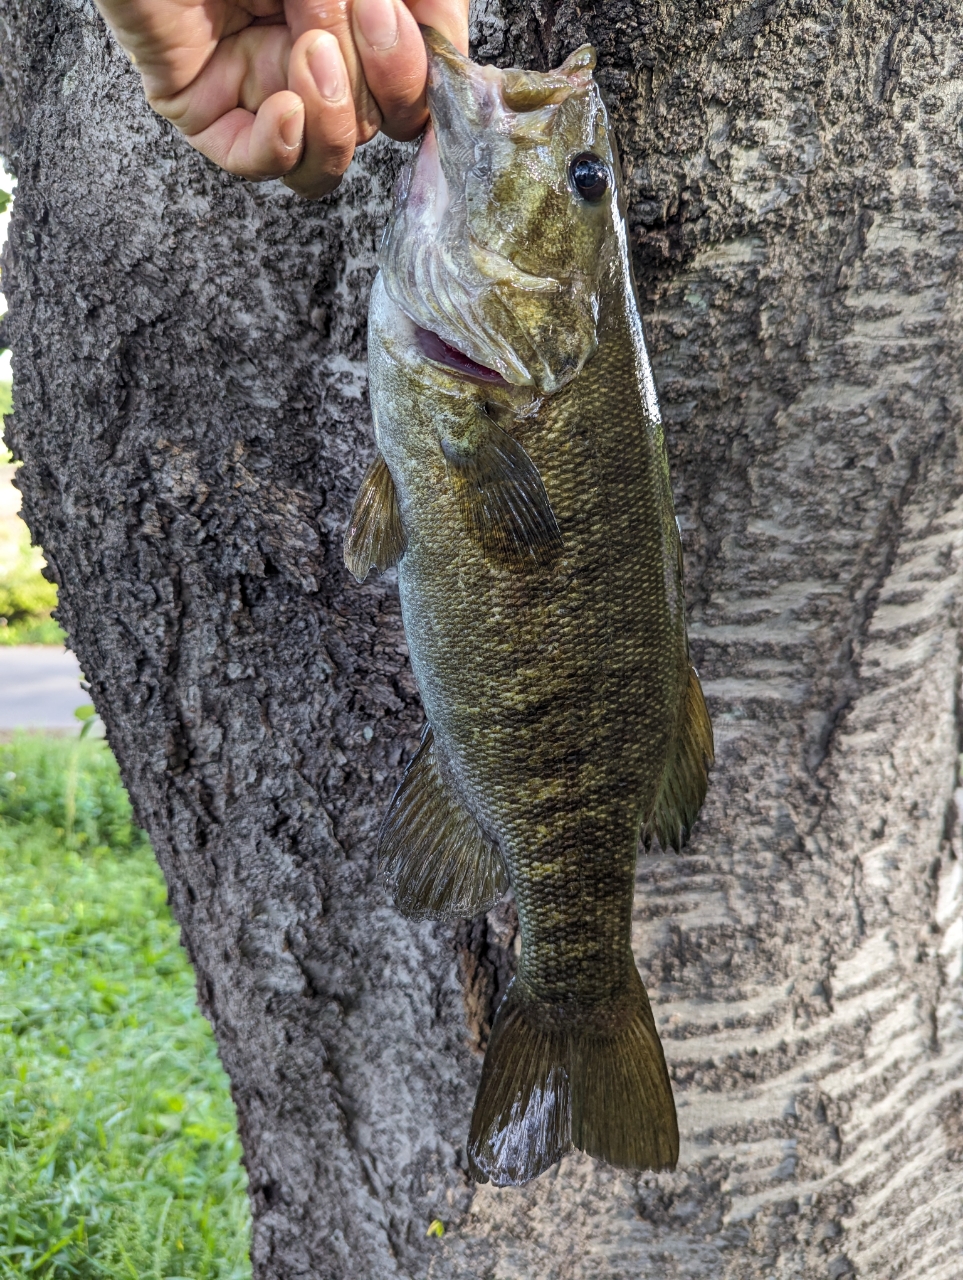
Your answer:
(0, 735), (251, 1278)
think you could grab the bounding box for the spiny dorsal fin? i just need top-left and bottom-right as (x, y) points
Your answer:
(379, 725), (509, 920)
(344, 453), (407, 583)
(645, 664), (714, 853)
(441, 421), (563, 570)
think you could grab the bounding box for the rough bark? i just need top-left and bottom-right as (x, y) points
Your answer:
(2, 0), (963, 1276)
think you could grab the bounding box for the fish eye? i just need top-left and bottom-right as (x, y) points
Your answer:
(569, 153), (609, 203)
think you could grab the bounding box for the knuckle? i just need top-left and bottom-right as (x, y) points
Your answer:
(382, 118), (424, 144)
(283, 171), (343, 199)
(355, 119), (381, 146)
(149, 92), (188, 130)
(246, 154), (299, 182)
(245, 165), (287, 181)
(308, 120), (357, 161)
(294, 1), (347, 32)
(283, 136), (355, 197)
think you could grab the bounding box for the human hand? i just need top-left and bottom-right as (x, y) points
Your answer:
(94, 0), (469, 197)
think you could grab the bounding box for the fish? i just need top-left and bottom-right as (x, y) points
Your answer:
(344, 29), (713, 1188)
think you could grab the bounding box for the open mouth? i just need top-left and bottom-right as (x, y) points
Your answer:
(416, 327), (507, 384)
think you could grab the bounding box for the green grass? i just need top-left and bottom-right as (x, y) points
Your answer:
(0, 734), (252, 1279)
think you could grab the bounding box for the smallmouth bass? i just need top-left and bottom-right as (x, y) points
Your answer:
(345, 30), (713, 1188)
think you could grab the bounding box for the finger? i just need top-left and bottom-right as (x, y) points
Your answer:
(188, 90), (306, 180)
(283, 29), (357, 197)
(151, 25), (291, 138)
(406, 0), (469, 55)
(284, 0), (381, 140)
(94, 0), (285, 101)
(352, 0), (427, 142)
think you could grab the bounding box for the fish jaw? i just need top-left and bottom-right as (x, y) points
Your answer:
(421, 27), (505, 136)
(422, 27), (596, 128)
(378, 29), (621, 395)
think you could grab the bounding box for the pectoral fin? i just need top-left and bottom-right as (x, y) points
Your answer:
(380, 725), (509, 919)
(644, 665), (714, 853)
(343, 453), (407, 583)
(442, 420), (563, 569)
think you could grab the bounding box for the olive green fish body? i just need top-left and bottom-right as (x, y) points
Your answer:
(348, 32), (713, 1186)
(373, 285), (685, 995)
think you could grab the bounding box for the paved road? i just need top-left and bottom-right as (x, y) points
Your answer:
(0, 646), (88, 730)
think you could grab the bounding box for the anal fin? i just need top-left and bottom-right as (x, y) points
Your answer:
(442, 418), (563, 570)
(645, 664), (714, 853)
(379, 725), (509, 920)
(344, 452), (407, 583)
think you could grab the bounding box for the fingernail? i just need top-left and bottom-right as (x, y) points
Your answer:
(279, 104), (304, 150)
(308, 34), (348, 102)
(355, 0), (399, 52)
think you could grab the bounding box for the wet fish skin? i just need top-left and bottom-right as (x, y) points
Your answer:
(346, 31), (713, 1187)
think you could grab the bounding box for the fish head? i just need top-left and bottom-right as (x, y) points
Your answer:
(379, 30), (621, 395)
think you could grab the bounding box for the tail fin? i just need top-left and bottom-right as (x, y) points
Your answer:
(468, 968), (678, 1186)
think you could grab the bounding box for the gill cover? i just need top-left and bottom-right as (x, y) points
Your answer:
(379, 30), (618, 394)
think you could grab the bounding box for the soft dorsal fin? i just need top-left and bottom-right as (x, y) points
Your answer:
(644, 664), (714, 853)
(343, 453), (407, 583)
(441, 419), (563, 570)
(379, 725), (510, 919)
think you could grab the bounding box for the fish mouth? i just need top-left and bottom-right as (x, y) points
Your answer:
(415, 326), (508, 385)
(377, 32), (606, 394)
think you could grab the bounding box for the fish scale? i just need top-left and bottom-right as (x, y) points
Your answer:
(345, 29), (714, 1187)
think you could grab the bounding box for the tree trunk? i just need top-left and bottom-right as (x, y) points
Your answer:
(3, 0), (962, 1275)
